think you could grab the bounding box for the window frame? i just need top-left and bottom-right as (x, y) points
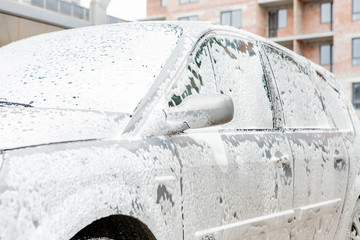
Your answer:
(221, 10), (242, 29)
(354, 0), (360, 21)
(353, 82), (360, 109)
(353, 38), (360, 65)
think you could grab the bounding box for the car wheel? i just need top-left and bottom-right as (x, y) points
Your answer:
(348, 200), (360, 239)
(71, 215), (156, 240)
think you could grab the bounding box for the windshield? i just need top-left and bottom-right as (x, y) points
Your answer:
(0, 23), (183, 113)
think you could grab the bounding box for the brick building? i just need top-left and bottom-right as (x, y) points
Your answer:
(147, 0), (360, 117)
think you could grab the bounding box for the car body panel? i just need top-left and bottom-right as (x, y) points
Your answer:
(0, 106), (128, 150)
(0, 138), (182, 240)
(171, 131), (293, 240)
(286, 131), (349, 239)
(194, 198), (341, 240)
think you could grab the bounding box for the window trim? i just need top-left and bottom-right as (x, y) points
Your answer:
(353, 38), (360, 65)
(354, 0), (360, 21)
(221, 10), (243, 29)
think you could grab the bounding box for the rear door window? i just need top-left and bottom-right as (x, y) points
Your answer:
(263, 45), (331, 129)
(312, 71), (353, 131)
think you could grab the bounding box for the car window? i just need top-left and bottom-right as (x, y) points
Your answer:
(167, 41), (216, 107)
(263, 45), (331, 129)
(208, 36), (273, 130)
(313, 71), (353, 130)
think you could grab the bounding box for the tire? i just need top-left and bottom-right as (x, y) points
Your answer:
(70, 215), (156, 240)
(348, 199), (360, 240)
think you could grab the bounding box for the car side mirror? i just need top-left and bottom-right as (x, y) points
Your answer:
(162, 94), (234, 135)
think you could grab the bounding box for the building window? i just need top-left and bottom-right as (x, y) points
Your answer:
(161, 0), (167, 7)
(60, 1), (71, 15)
(31, 0), (44, 8)
(321, 44), (333, 72)
(321, 3), (333, 23)
(269, 9), (287, 37)
(354, 0), (360, 21)
(221, 10), (242, 29)
(46, 0), (58, 11)
(353, 83), (360, 109)
(179, 16), (198, 21)
(353, 38), (360, 65)
(180, 0), (198, 4)
(278, 9), (287, 28)
(354, 38), (360, 65)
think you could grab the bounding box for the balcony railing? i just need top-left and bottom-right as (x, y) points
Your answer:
(30, 0), (89, 21)
(258, 0), (292, 8)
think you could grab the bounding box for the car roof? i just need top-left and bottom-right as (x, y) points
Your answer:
(0, 21), (321, 73)
(156, 21), (320, 70)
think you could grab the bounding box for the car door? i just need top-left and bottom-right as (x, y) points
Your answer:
(262, 45), (349, 239)
(168, 34), (294, 240)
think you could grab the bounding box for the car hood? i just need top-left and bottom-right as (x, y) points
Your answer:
(0, 106), (129, 150)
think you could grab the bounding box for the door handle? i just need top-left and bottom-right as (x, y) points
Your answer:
(334, 150), (346, 165)
(270, 155), (290, 166)
(334, 156), (345, 164)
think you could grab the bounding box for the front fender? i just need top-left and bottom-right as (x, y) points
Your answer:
(0, 138), (182, 240)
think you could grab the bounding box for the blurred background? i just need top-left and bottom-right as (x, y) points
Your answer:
(0, 0), (359, 117)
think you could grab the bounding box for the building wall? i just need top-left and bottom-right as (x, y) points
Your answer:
(303, 2), (332, 34)
(333, 0), (360, 116)
(0, 13), (64, 47)
(149, 0), (268, 36)
(303, 43), (320, 63)
(148, 0), (167, 17)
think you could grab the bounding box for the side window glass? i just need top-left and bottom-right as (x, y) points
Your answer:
(264, 45), (330, 129)
(314, 71), (352, 130)
(208, 36), (273, 129)
(167, 41), (216, 107)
